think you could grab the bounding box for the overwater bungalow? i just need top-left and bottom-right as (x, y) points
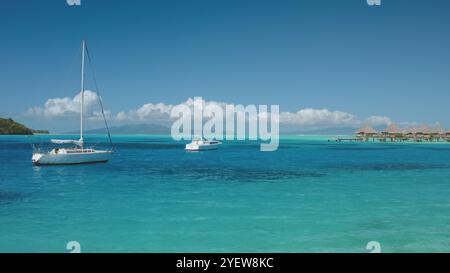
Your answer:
(403, 126), (418, 141)
(356, 125), (378, 141)
(431, 125), (445, 141)
(347, 123), (450, 143)
(381, 123), (404, 142)
(412, 125), (432, 142)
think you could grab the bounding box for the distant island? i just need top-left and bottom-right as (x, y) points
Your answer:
(0, 118), (49, 135)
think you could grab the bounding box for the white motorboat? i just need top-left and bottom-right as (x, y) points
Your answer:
(32, 41), (113, 166)
(185, 139), (222, 151)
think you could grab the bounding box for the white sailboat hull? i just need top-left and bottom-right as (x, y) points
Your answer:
(32, 150), (113, 166)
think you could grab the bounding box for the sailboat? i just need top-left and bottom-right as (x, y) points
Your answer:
(32, 41), (113, 166)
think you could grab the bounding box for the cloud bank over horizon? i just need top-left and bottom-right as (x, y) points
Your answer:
(25, 91), (111, 121)
(24, 94), (399, 133)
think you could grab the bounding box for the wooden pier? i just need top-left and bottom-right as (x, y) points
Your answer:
(329, 138), (364, 142)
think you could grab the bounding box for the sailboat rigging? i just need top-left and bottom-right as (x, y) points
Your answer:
(32, 40), (113, 165)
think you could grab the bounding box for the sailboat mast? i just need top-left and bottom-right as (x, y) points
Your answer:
(80, 40), (85, 148)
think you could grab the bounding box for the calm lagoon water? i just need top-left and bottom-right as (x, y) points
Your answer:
(1, 135), (450, 253)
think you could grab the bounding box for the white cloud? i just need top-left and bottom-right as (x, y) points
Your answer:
(115, 102), (174, 122)
(364, 116), (392, 127)
(26, 96), (398, 131)
(114, 99), (393, 130)
(88, 110), (111, 121)
(279, 108), (358, 127)
(114, 98), (229, 122)
(26, 90), (100, 118)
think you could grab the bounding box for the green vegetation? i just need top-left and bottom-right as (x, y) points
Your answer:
(0, 118), (48, 135)
(32, 129), (50, 134)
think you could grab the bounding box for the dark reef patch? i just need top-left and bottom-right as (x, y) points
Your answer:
(144, 166), (326, 182)
(329, 163), (447, 172)
(0, 191), (25, 205)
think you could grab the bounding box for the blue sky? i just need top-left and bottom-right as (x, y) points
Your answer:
(1, 0), (450, 132)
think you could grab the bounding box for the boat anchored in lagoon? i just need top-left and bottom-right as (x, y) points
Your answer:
(185, 138), (222, 151)
(32, 41), (113, 166)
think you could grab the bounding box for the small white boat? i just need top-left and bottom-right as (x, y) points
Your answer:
(32, 41), (113, 166)
(185, 139), (222, 151)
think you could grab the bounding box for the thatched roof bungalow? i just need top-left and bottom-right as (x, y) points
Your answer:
(351, 123), (449, 143)
(356, 125), (378, 137)
(382, 123), (402, 136)
(413, 125), (429, 137)
(403, 126), (419, 139)
(431, 125), (445, 137)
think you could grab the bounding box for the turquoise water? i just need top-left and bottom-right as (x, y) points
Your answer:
(1, 135), (450, 253)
